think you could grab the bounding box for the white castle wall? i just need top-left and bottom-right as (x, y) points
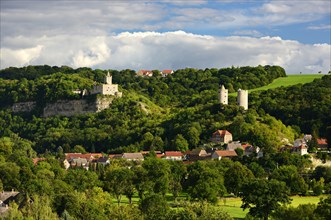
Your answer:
(219, 85), (228, 105)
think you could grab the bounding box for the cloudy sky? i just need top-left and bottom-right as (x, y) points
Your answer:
(0, 0), (330, 74)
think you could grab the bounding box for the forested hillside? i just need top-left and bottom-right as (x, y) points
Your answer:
(1, 65), (331, 220)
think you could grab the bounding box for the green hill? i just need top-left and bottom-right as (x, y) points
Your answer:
(249, 74), (324, 92)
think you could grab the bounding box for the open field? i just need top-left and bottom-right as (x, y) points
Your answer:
(249, 74), (324, 92)
(113, 193), (325, 219)
(229, 74), (324, 96)
(218, 195), (325, 219)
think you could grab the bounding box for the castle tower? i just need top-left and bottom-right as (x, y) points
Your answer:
(219, 85), (228, 105)
(237, 89), (248, 110)
(104, 71), (112, 85)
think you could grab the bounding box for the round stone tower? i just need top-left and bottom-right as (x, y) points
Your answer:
(219, 85), (228, 105)
(237, 89), (248, 110)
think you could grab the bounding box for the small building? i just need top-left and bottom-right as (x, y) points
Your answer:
(294, 138), (307, 148)
(226, 141), (242, 151)
(122, 153), (144, 161)
(242, 144), (263, 158)
(161, 70), (174, 77)
(186, 149), (211, 161)
(211, 130), (233, 144)
(292, 144), (308, 156)
(137, 70), (153, 77)
(163, 151), (183, 161)
(317, 138), (328, 150)
(0, 190), (20, 217)
(211, 150), (237, 160)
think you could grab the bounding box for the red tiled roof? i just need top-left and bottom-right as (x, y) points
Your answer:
(162, 70), (173, 74)
(214, 150), (237, 157)
(297, 144), (308, 150)
(164, 151), (183, 157)
(32, 158), (46, 166)
(317, 138), (328, 145)
(213, 130), (232, 137)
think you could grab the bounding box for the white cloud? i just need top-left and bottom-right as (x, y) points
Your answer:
(1, 31), (330, 74)
(0, 45), (43, 68)
(232, 30), (263, 37)
(307, 24), (331, 30)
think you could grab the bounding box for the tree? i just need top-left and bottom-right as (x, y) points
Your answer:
(174, 134), (189, 152)
(186, 161), (226, 203)
(224, 162), (254, 196)
(272, 204), (317, 220)
(240, 178), (291, 220)
(314, 195), (331, 219)
(139, 193), (169, 220)
(105, 167), (132, 205)
(271, 165), (308, 195)
(168, 161), (186, 201)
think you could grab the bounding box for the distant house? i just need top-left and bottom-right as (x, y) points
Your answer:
(137, 70), (153, 77)
(94, 157), (110, 166)
(32, 158), (46, 166)
(64, 153), (103, 170)
(226, 141), (242, 151)
(211, 130), (233, 144)
(211, 150), (237, 160)
(242, 144), (263, 158)
(294, 138), (307, 148)
(0, 190), (20, 216)
(109, 154), (123, 159)
(292, 144), (308, 156)
(122, 153), (144, 161)
(317, 138), (328, 150)
(163, 151), (183, 161)
(161, 70), (174, 77)
(186, 149), (211, 161)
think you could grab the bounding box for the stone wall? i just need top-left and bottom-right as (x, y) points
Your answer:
(11, 96), (114, 117)
(12, 101), (37, 113)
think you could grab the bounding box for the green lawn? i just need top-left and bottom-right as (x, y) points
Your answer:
(113, 193), (325, 219)
(229, 74), (324, 96)
(217, 195), (325, 219)
(249, 74), (324, 92)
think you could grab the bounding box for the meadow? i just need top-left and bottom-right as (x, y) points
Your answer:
(114, 193), (324, 219)
(250, 74), (324, 92)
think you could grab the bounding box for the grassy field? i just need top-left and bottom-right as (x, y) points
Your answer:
(113, 193), (324, 219)
(217, 195), (325, 219)
(229, 74), (324, 96)
(249, 74), (324, 92)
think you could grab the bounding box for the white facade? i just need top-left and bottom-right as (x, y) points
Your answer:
(219, 85), (228, 105)
(237, 89), (248, 110)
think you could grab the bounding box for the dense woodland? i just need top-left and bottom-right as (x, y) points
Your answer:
(0, 65), (331, 219)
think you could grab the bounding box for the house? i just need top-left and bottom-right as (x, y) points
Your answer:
(226, 141), (242, 151)
(0, 190), (20, 216)
(186, 149), (211, 161)
(242, 144), (263, 158)
(64, 153), (103, 169)
(163, 151), (183, 161)
(317, 138), (328, 150)
(137, 70), (153, 77)
(211, 130), (233, 144)
(122, 153), (144, 161)
(294, 138), (307, 148)
(90, 72), (122, 97)
(211, 150), (237, 160)
(292, 144), (308, 156)
(94, 157), (110, 166)
(108, 154), (123, 159)
(161, 70), (174, 77)
(32, 158), (46, 166)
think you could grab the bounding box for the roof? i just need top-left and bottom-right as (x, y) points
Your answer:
(317, 138), (328, 145)
(297, 144), (308, 150)
(0, 191), (20, 204)
(32, 158), (46, 166)
(122, 153), (144, 160)
(213, 150), (237, 157)
(164, 151), (183, 157)
(65, 153), (102, 160)
(162, 70), (173, 74)
(190, 149), (208, 156)
(227, 142), (242, 150)
(109, 154), (123, 159)
(213, 130), (232, 137)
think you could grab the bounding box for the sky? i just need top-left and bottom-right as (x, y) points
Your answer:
(0, 0), (330, 74)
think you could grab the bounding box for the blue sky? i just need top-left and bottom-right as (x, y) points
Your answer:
(0, 0), (330, 73)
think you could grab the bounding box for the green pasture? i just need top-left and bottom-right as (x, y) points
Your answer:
(249, 74), (324, 92)
(229, 74), (324, 96)
(113, 193), (324, 219)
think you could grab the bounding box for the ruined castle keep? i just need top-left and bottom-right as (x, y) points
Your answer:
(12, 72), (122, 117)
(219, 85), (248, 110)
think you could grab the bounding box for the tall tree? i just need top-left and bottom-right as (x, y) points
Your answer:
(240, 178), (291, 220)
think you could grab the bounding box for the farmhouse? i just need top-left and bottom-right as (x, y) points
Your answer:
(211, 150), (237, 160)
(163, 151), (183, 161)
(137, 70), (153, 77)
(211, 130), (233, 144)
